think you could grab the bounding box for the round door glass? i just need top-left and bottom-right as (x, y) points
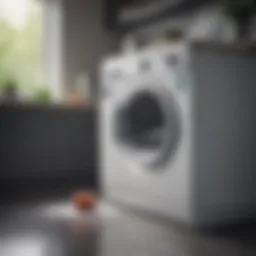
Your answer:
(115, 89), (180, 169)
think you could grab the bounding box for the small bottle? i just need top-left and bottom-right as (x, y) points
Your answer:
(75, 73), (91, 105)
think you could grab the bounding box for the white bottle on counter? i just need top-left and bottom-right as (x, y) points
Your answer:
(75, 72), (91, 105)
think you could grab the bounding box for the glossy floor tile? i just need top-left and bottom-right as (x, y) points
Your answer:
(0, 200), (255, 256)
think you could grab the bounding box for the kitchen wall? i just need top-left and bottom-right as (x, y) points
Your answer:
(62, 0), (120, 100)
(42, 0), (64, 100)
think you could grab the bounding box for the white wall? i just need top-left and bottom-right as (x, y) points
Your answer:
(42, 0), (64, 100)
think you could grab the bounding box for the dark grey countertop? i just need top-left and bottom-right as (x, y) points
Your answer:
(0, 101), (95, 111)
(0, 198), (255, 256)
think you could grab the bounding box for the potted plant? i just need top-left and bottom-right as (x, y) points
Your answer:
(164, 28), (184, 42)
(33, 87), (51, 103)
(224, 0), (256, 40)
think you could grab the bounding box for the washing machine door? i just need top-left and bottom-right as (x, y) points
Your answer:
(114, 81), (181, 170)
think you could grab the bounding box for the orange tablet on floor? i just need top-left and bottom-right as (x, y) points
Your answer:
(71, 190), (98, 211)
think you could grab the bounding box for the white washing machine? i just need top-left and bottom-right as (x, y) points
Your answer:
(100, 43), (255, 227)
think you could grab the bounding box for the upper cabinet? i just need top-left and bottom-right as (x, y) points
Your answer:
(104, 0), (217, 33)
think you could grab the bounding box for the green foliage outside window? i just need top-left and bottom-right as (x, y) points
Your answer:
(0, 0), (45, 97)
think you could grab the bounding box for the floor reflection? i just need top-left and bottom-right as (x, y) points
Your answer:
(0, 200), (255, 256)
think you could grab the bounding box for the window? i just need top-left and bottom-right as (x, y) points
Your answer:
(0, 0), (63, 102)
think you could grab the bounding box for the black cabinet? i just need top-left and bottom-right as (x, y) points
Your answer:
(105, 0), (215, 33)
(0, 104), (97, 197)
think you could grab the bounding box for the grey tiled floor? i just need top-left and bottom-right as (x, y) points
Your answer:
(0, 200), (255, 256)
